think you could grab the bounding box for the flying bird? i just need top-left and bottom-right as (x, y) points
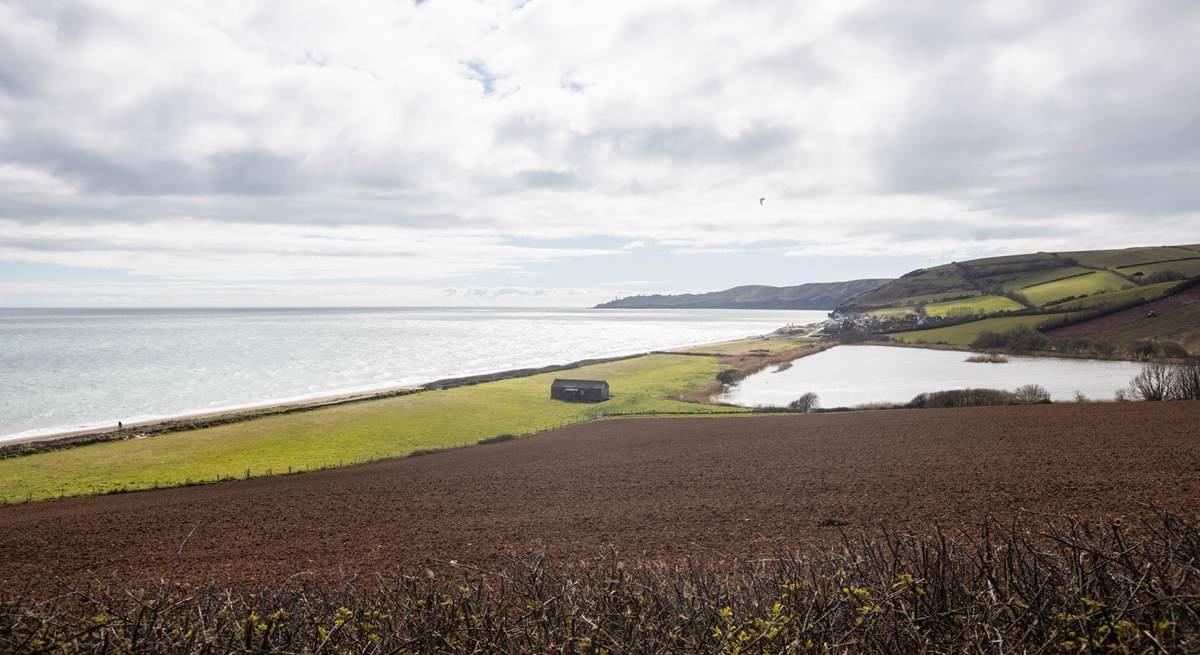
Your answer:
(759, 197), (765, 206)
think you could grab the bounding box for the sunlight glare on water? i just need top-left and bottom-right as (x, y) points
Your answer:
(719, 345), (1147, 408)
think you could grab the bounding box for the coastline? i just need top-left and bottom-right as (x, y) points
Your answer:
(0, 329), (809, 456)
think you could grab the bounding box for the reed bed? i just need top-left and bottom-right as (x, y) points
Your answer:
(3, 511), (1197, 653)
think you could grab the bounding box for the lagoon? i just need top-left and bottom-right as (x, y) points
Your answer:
(719, 345), (1145, 408)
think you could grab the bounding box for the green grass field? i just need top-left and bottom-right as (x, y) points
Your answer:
(887, 313), (1074, 347)
(1052, 281), (1178, 311)
(923, 294), (1024, 317)
(1004, 266), (1091, 291)
(868, 295), (1022, 319)
(0, 354), (741, 502)
(891, 290), (982, 306)
(671, 335), (816, 356)
(1063, 245), (1199, 269)
(1020, 271), (1133, 306)
(842, 244), (1199, 317)
(1116, 257), (1200, 279)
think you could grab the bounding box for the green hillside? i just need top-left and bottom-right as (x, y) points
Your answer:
(841, 244), (1200, 317)
(839, 244), (1200, 351)
(596, 279), (890, 310)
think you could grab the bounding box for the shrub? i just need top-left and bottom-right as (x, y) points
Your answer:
(1013, 384), (1051, 404)
(1127, 339), (1161, 360)
(1159, 340), (1190, 359)
(965, 353), (1008, 363)
(1172, 362), (1200, 400)
(1145, 270), (1187, 283)
(1092, 340), (1118, 357)
(908, 388), (1015, 408)
(7, 513), (1200, 654)
(1073, 390), (1088, 402)
(788, 392), (819, 413)
(969, 326), (1047, 353)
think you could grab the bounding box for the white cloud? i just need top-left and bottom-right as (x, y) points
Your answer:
(1, 0), (1198, 303)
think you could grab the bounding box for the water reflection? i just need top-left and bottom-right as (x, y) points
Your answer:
(720, 345), (1145, 408)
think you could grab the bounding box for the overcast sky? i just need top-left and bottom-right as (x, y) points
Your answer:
(1, 0), (1198, 307)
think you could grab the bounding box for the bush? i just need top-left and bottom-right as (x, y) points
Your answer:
(908, 388), (1016, 408)
(970, 331), (1006, 349)
(1013, 384), (1051, 404)
(1127, 339), (1161, 360)
(788, 392), (819, 413)
(1172, 362), (1200, 400)
(1159, 340), (1190, 359)
(1145, 270), (1187, 284)
(969, 325), (1047, 353)
(8, 513), (1200, 654)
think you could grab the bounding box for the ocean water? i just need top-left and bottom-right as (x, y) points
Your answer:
(0, 307), (825, 441)
(719, 344), (1146, 408)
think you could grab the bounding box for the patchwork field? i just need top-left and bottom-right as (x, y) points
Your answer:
(887, 313), (1075, 346)
(839, 244), (1200, 318)
(1019, 270), (1134, 306)
(1052, 280), (1178, 310)
(0, 353), (744, 502)
(1117, 257), (1200, 279)
(1061, 245), (1200, 269)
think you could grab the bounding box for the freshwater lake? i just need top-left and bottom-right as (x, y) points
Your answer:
(719, 345), (1145, 408)
(0, 307), (827, 441)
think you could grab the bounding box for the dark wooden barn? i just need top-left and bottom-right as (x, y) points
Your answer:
(550, 379), (610, 402)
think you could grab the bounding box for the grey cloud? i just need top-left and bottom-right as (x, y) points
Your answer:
(590, 123), (798, 165)
(517, 169), (577, 190)
(208, 151), (313, 196)
(865, 2), (1200, 220)
(2, 131), (205, 195)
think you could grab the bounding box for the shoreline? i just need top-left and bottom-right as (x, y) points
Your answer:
(0, 330), (805, 455)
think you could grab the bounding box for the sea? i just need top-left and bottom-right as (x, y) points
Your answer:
(0, 307), (826, 441)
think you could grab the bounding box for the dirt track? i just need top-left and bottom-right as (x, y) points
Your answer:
(2, 402), (1199, 594)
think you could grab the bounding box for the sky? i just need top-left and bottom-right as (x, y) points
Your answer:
(1, 0), (1198, 307)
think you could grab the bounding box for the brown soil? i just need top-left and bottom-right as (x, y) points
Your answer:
(2, 402), (1199, 595)
(1046, 286), (1200, 339)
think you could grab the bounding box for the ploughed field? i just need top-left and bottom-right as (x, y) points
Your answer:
(2, 402), (1199, 595)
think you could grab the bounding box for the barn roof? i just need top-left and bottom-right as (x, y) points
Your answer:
(551, 378), (608, 389)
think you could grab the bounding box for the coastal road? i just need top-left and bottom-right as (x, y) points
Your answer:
(2, 402), (1199, 594)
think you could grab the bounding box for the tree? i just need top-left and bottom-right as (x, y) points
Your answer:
(1169, 362), (1200, 400)
(1128, 363), (1173, 401)
(789, 392), (819, 413)
(1013, 384), (1050, 404)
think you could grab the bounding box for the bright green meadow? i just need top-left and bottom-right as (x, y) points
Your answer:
(0, 353), (740, 502)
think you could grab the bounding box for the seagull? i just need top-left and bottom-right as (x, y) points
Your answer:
(759, 197), (765, 206)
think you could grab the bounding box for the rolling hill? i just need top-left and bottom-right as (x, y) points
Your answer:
(836, 244), (1200, 353)
(840, 244), (1200, 315)
(595, 279), (891, 310)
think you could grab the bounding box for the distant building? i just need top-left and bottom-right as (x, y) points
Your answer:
(550, 379), (610, 402)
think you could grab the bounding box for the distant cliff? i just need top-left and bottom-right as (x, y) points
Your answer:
(595, 279), (892, 310)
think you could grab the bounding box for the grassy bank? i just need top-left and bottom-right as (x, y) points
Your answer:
(0, 353), (742, 502)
